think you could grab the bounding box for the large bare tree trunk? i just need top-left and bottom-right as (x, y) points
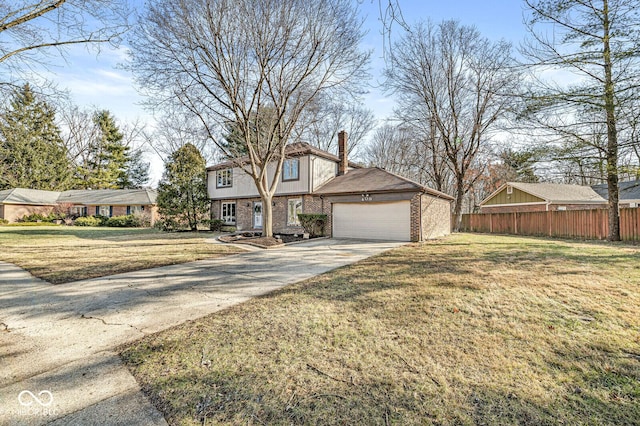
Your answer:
(603, 0), (621, 241)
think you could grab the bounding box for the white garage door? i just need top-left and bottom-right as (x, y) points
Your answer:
(333, 201), (411, 241)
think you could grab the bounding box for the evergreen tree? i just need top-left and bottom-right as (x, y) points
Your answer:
(0, 84), (72, 190)
(120, 148), (150, 189)
(82, 110), (129, 189)
(157, 143), (209, 231)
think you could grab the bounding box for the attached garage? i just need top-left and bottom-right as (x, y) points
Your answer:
(314, 168), (454, 242)
(333, 201), (411, 241)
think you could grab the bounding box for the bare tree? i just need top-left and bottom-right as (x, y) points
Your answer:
(0, 1), (130, 86)
(130, 0), (370, 237)
(293, 94), (376, 157)
(145, 108), (217, 165)
(521, 0), (640, 241)
(385, 20), (520, 230)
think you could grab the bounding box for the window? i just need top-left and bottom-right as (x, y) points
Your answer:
(287, 198), (303, 226)
(216, 169), (233, 188)
(70, 206), (86, 217)
(98, 205), (111, 217)
(557, 206), (567, 211)
(506, 186), (513, 195)
(128, 205), (143, 215)
(221, 202), (236, 224)
(282, 158), (299, 181)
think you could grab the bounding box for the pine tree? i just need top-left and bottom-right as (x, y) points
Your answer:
(120, 148), (150, 189)
(157, 144), (209, 231)
(0, 84), (72, 190)
(82, 110), (129, 189)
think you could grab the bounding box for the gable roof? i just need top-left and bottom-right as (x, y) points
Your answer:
(592, 180), (640, 201)
(0, 188), (157, 206)
(313, 167), (454, 200)
(206, 142), (359, 171)
(0, 188), (61, 205)
(57, 189), (157, 205)
(481, 182), (607, 206)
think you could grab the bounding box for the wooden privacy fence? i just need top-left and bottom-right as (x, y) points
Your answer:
(459, 208), (640, 241)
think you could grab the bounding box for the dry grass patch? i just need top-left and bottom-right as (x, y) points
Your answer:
(0, 226), (242, 284)
(121, 234), (640, 425)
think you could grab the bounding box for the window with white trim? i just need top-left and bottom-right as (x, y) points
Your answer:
(283, 158), (299, 181)
(70, 206), (86, 217)
(287, 198), (303, 226)
(216, 169), (233, 188)
(98, 205), (111, 217)
(129, 205), (143, 215)
(506, 185), (513, 194)
(221, 202), (236, 224)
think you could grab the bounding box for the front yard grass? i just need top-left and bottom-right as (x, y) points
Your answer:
(0, 226), (242, 284)
(121, 233), (640, 425)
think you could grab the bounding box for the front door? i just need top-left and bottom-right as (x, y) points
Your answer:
(253, 202), (263, 229)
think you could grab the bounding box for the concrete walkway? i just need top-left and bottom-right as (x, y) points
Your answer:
(0, 239), (403, 425)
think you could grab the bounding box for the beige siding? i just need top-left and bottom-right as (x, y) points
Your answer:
(484, 187), (544, 205)
(421, 195), (451, 239)
(209, 156), (312, 199)
(311, 156), (338, 191)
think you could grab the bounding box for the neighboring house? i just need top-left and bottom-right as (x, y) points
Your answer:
(57, 189), (158, 223)
(0, 188), (61, 223)
(592, 180), (640, 208)
(207, 131), (453, 242)
(479, 182), (608, 213)
(0, 188), (158, 224)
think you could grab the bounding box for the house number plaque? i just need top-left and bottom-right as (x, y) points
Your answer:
(361, 194), (372, 202)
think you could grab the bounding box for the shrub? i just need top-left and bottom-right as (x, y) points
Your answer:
(74, 216), (102, 227)
(297, 213), (327, 237)
(105, 215), (145, 228)
(210, 219), (225, 232)
(18, 212), (49, 223)
(0, 218), (8, 225)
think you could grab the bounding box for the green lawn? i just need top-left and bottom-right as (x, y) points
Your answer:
(121, 233), (640, 425)
(0, 226), (242, 284)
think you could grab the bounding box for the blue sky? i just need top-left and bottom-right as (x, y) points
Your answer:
(36, 1), (530, 182)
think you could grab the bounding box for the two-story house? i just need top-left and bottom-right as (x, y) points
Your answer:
(207, 131), (453, 242)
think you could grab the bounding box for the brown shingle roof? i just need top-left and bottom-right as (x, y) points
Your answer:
(314, 167), (454, 200)
(206, 142), (359, 171)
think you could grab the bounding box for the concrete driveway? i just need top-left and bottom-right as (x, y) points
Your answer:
(0, 238), (403, 425)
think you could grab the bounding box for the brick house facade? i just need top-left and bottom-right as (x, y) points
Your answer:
(208, 132), (454, 242)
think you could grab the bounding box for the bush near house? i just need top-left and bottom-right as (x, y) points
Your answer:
(74, 214), (149, 228)
(297, 213), (327, 237)
(17, 212), (66, 223)
(74, 216), (103, 227)
(0, 218), (9, 225)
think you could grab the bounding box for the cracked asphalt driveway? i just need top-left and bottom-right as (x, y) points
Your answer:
(0, 238), (403, 425)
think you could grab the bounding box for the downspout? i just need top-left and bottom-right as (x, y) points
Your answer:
(419, 194), (423, 241)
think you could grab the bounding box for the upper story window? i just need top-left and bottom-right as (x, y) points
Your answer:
(216, 169), (233, 188)
(283, 158), (299, 181)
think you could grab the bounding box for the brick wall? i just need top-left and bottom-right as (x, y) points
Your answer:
(410, 194), (421, 242)
(222, 195), (326, 234)
(421, 194), (451, 239)
(2, 204), (55, 222)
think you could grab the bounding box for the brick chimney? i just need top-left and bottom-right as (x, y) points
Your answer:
(338, 130), (348, 176)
